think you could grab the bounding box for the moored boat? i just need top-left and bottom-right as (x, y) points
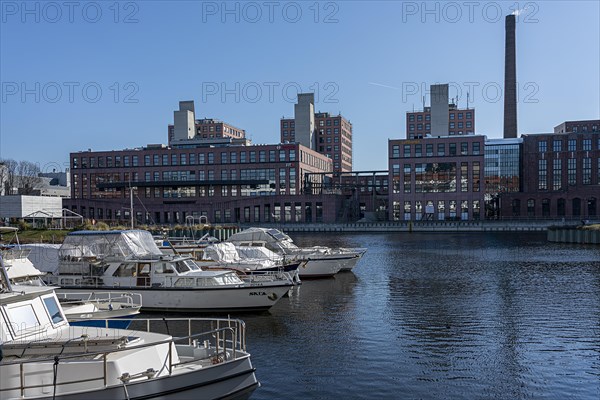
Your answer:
(45, 230), (293, 312)
(0, 227), (141, 328)
(226, 227), (367, 277)
(0, 254), (260, 400)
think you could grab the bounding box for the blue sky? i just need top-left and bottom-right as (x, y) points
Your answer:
(1, 0), (599, 172)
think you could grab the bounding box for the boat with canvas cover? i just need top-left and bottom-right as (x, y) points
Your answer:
(0, 227), (141, 328)
(45, 230), (293, 312)
(226, 227), (367, 277)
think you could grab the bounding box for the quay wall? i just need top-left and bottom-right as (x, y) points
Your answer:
(547, 228), (600, 244)
(160, 220), (600, 243)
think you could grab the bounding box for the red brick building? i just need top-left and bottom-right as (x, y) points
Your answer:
(280, 112), (353, 173)
(389, 135), (485, 221)
(499, 129), (600, 219)
(406, 104), (475, 139)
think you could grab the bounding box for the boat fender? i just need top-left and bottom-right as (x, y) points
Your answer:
(268, 293), (278, 301)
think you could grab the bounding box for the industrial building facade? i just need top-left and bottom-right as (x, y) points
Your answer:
(499, 131), (600, 219)
(389, 135), (485, 221)
(65, 142), (341, 225)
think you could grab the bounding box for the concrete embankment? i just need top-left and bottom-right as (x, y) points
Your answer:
(244, 221), (559, 233)
(547, 228), (600, 244)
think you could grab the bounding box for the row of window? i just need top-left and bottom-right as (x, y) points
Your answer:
(71, 202), (327, 224)
(73, 149), (298, 169)
(392, 199), (481, 221)
(391, 162), (481, 193)
(511, 197), (597, 217)
(537, 157), (599, 190)
(408, 112), (473, 122)
(391, 142), (482, 158)
(538, 137), (600, 152)
(409, 121), (473, 131)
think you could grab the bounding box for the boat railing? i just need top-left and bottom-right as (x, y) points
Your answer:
(55, 291), (142, 309)
(0, 317), (247, 396)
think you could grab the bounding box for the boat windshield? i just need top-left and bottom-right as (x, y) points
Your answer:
(266, 229), (288, 241)
(175, 259), (201, 273)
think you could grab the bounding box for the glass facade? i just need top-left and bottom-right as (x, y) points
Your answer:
(484, 140), (521, 194)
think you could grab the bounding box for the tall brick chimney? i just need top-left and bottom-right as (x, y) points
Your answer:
(503, 14), (517, 138)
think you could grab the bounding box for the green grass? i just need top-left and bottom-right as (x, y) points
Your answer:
(3, 229), (72, 244)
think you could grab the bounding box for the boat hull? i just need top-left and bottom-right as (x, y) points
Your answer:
(296, 257), (345, 278)
(55, 285), (291, 312)
(0, 354), (259, 400)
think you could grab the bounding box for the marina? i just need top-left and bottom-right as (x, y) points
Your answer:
(2, 227), (600, 398)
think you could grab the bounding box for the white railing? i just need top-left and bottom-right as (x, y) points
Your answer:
(54, 291), (142, 309)
(0, 317), (247, 396)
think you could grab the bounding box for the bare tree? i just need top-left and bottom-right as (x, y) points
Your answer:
(0, 159), (18, 195)
(16, 161), (42, 195)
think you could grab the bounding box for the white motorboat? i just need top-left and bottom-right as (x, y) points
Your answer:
(0, 227), (141, 328)
(45, 230), (293, 312)
(200, 242), (303, 284)
(0, 256), (260, 400)
(226, 228), (367, 277)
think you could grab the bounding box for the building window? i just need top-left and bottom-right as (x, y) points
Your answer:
(450, 113), (455, 120)
(527, 199), (535, 217)
(568, 139), (577, 151)
(568, 158), (577, 185)
(466, 112), (472, 119)
(426, 144), (433, 157)
(553, 159), (562, 190)
(583, 139), (592, 151)
(449, 143), (457, 156)
(472, 142), (480, 155)
(538, 159), (547, 190)
(538, 141), (547, 153)
(557, 198), (566, 216)
(553, 140), (562, 152)
(403, 144), (411, 157)
(461, 142), (468, 155)
(409, 115), (415, 122)
(403, 164), (411, 193)
(542, 198), (550, 217)
(583, 158), (592, 185)
(415, 144), (422, 157)
(473, 161), (480, 192)
(437, 143), (445, 156)
(392, 145), (400, 158)
(404, 201), (411, 221)
(512, 199), (521, 216)
(461, 162), (468, 192)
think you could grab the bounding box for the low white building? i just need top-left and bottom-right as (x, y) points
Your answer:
(0, 195), (62, 219)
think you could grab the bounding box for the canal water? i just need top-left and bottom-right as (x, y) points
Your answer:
(153, 232), (600, 399)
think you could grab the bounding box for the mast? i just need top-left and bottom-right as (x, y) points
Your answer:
(130, 185), (134, 230)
